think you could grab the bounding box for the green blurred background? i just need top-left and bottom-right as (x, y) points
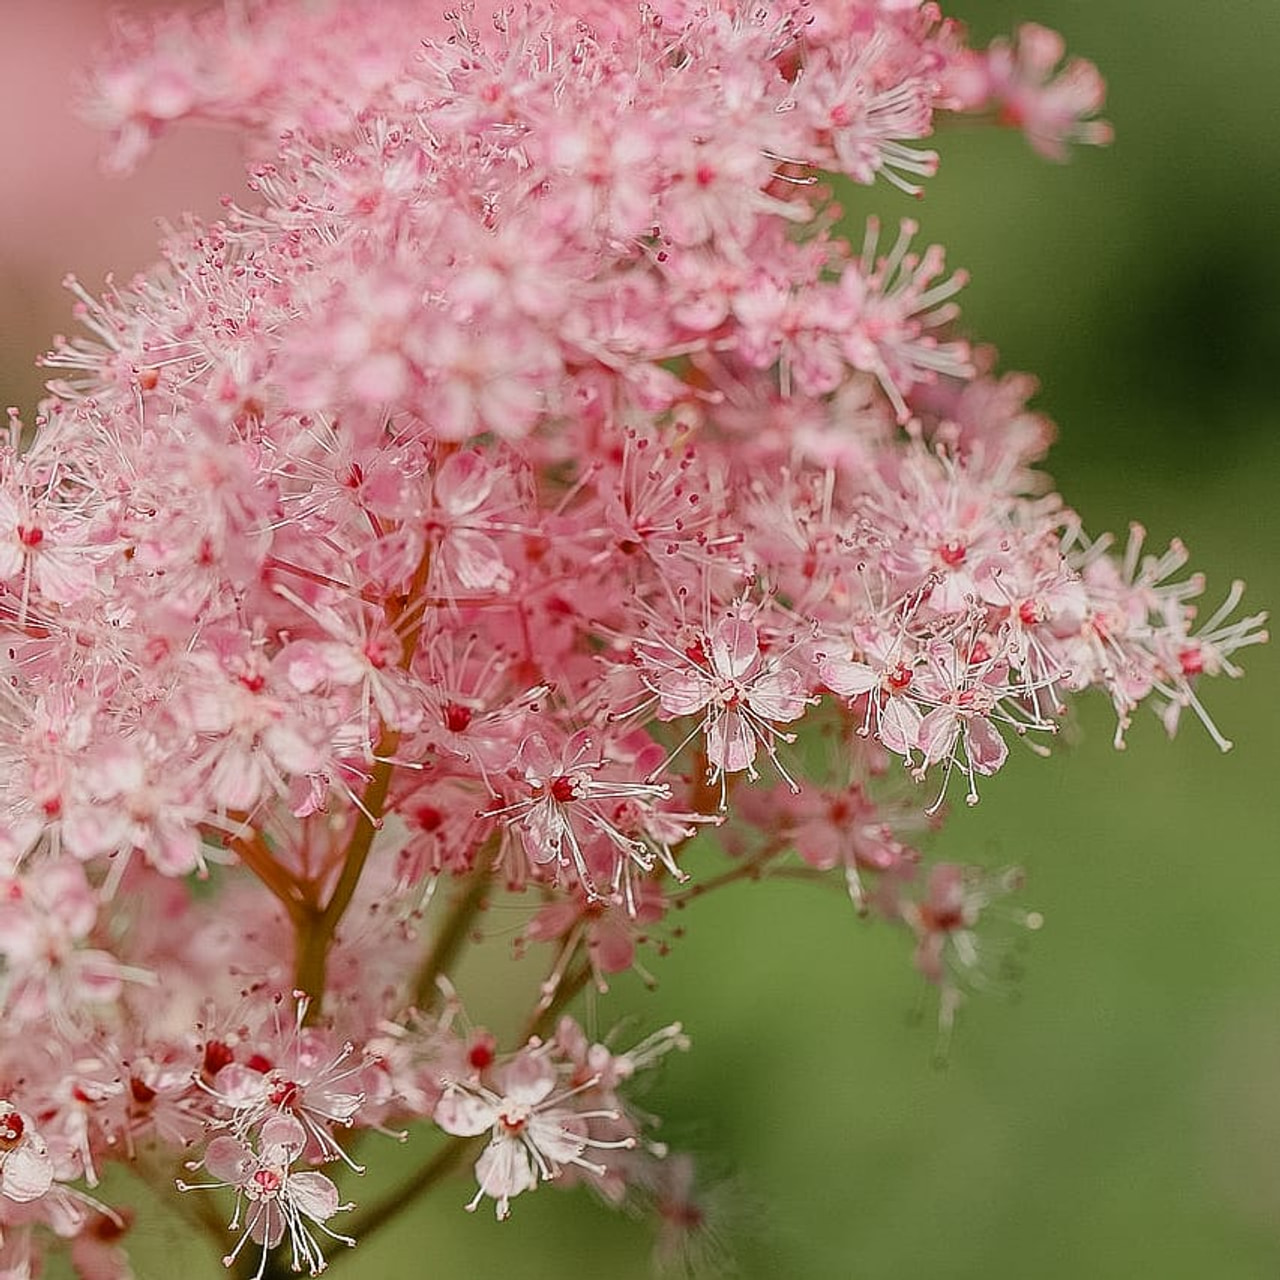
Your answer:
(6, 2), (1280, 1277)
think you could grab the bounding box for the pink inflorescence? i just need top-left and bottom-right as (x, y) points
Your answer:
(0, 1), (1264, 1275)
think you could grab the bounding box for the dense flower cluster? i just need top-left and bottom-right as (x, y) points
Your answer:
(0, 1), (1263, 1275)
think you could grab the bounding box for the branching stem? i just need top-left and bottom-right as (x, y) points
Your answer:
(412, 848), (496, 1010)
(292, 547), (434, 1020)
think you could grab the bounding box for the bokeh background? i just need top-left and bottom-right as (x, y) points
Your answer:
(4, 2), (1279, 1277)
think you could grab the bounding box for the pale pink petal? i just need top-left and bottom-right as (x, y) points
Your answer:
(448, 529), (512, 592)
(209, 748), (262, 811)
(260, 1114), (307, 1156)
(34, 550), (98, 606)
(918, 706), (960, 765)
(748, 668), (808, 723)
(500, 1056), (557, 1107)
(288, 1171), (341, 1223)
(212, 1064), (268, 1108)
(61, 808), (130, 860)
(0, 542), (22, 581)
(435, 451), (494, 516)
(349, 350), (410, 403)
(591, 918), (636, 974)
(1, 1143), (53, 1203)
(435, 1092), (495, 1138)
(281, 641), (330, 693)
(203, 1136), (253, 1183)
(965, 716), (1008, 775)
(151, 823), (202, 875)
(528, 1112), (588, 1163)
(792, 822), (841, 871)
(527, 900), (581, 943)
(36, 860), (97, 936)
(707, 708), (756, 774)
(656, 671), (710, 718)
(818, 656), (879, 697)
(878, 699), (921, 756)
(475, 1139), (537, 1200)
(710, 617), (758, 680)
(520, 801), (566, 865)
(249, 1200), (286, 1249)
(263, 722), (322, 775)
(516, 733), (557, 779)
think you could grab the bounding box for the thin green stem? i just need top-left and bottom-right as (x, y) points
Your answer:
(323, 839), (796, 1258)
(327, 1134), (481, 1265)
(133, 1154), (228, 1253)
(521, 953), (593, 1044)
(293, 546), (435, 1019)
(411, 851), (495, 1010)
(670, 842), (786, 907)
(228, 826), (307, 924)
(293, 731), (401, 1013)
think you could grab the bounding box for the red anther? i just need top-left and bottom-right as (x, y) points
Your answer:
(920, 903), (964, 932)
(130, 1077), (158, 1106)
(444, 702), (473, 733)
(467, 1035), (496, 1071)
(414, 803), (443, 832)
(0, 1111), (25, 1148)
(203, 1040), (235, 1077)
(267, 1077), (300, 1108)
(498, 1110), (527, 1135)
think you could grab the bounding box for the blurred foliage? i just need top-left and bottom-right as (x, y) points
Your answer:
(17, 1), (1280, 1277)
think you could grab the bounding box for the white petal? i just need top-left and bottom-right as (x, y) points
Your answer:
(878, 699), (921, 756)
(818, 656), (879, 697)
(2, 1143), (53, 1203)
(289, 1171), (341, 1223)
(656, 671), (711, 719)
(475, 1139), (537, 1199)
(710, 618), (758, 680)
(435, 1091), (495, 1138)
(707, 710), (756, 774)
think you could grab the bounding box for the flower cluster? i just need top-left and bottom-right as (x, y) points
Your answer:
(0, 1), (1263, 1275)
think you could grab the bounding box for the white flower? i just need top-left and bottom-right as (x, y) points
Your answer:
(434, 1053), (633, 1220)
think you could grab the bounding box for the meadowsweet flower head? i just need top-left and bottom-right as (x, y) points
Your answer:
(0, 0), (1260, 1274)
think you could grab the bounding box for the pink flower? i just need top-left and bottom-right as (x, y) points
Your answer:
(637, 614), (811, 790)
(0, 1), (1255, 1271)
(486, 731), (676, 901)
(435, 1052), (634, 1220)
(980, 24), (1113, 160)
(0, 1107), (54, 1205)
(179, 1115), (351, 1276)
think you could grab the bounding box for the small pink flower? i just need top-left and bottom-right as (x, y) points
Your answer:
(982, 23), (1113, 160)
(179, 1115), (352, 1276)
(0, 1106), (54, 1204)
(435, 1052), (634, 1220)
(485, 730), (674, 901)
(638, 614), (811, 791)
